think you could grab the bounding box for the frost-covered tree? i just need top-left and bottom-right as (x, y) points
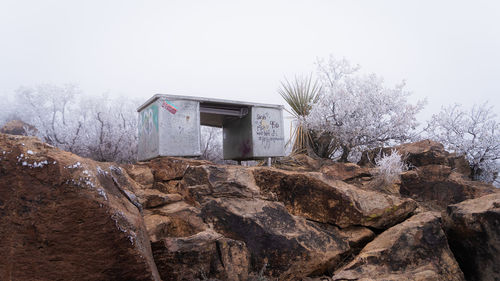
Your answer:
(10, 84), (139, 163)
(81, 95), (138, 162)
(199, 126), (223, 163)
(0, 95), (18, 125)
(14, 84), (87, 153)
(306, 56), (426, 162)
(425, 103), (500, 184)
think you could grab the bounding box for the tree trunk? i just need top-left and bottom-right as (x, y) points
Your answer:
(309, 130), (333, 159)
(339, 146), (350, 162)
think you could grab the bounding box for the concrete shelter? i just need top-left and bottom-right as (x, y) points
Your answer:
(137, 94), (285, 161)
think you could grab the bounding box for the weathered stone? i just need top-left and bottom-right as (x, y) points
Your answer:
(338, 226), (376, 250)
(442, 193), (500, 281)
(400, 165), (496, 210)
(320, 162), (371, 182)
(293, 153), (323, 170)
(155, 180), (182, 194)
(358, 139), (472, 175)
(151, 229), (250, 281)
(200, 197), (350, 280)
(122, 163), (155, 187)
(181, 165), (261, 202)
(135, 189), (182, 209)
(0, 134), (160, 281)
(2, 134), (497, 281)
(253, 168), (417, 229)
(332, 212), (465, 281)
(145, 157), (211, 182)
(144, 201), (208, 241)
(0, 120), (37, 136)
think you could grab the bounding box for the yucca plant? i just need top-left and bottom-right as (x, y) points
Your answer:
(278, 75), (321, 155)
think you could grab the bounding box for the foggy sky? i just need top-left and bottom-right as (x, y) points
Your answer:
(1, 0), (499, 121)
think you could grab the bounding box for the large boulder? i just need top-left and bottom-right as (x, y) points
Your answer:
(151, 229), (250, 281)
(253, 168), (417, 229)
(143, 201), (208, 241)
(320, 162), (371, 182)
(0, 134), (160, 281)
(442, 193), (500, 281)
(144, 157), (211, 182)
(332, 212), (465, 281)
(400, 165), (496, 210)
(149, 163), (354, 280)
(358, 139), (471, 176)
(181, 165), (262, 204)
(200, 197), (350, 280)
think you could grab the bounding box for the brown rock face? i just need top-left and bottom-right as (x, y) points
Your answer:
(200, 198), (350, 280)
(140, 162), (355, 280)
(332, 212), (465, 281)
(442, 193), (500, 281)
(122, 163), (155, 187)
(359, 139), (449, 166)
(3, 135), (495, 281)
(0, 134), (160, 281)
(400, 165), (496, 210)
(181, 165), (262, 203)
(144, 201), (208, 241)
(151, 230), (250, 281)
(359, 139), (471, 176)
(254, 168), (417, 229)
(0, 120), (37, 136)
(145, 157), (211, 182)
(320, 162), (371, 181)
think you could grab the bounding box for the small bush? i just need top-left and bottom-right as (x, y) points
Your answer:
(374, 149), (407, 190)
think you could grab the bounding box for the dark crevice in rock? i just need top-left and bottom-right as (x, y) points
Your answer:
(305, 217), (343, 229)
(160, 177), (184, 182)
(110, 175), (143, 212)
(215, 240), (226, 270)
(343, 173), (373, 183)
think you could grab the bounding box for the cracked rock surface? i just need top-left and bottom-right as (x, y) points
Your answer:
(1, 133), (498, 281)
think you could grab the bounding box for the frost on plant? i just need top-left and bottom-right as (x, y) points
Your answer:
(425, 103), (500, 184)
(305, 56), (426, 162)
(2, 84), (139, 163)
(374, 149), (408, 188)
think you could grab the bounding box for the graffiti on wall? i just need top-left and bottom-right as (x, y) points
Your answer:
(138, 103), (160, 159)
(161, 98), (178, 114)
(139, 104), (158, 137)
(255, 112), (283, 149)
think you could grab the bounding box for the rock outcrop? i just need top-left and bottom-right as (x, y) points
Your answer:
(400, 165), (496, 210)
(1, 133), (499, 281)
(0, 134), (160, 281)
(161, 164), (353, 280)
(332, 212), (465, 281)
(442, 193), (500, 281)
(358, 139), (470, 175)
(253, 168), (417, 230)
(357, 139), (496, 211)
(151, 229), (250, 281)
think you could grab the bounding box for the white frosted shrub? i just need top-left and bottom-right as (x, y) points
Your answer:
(425, 103), (499, 184)
(375, 149), (407, 186)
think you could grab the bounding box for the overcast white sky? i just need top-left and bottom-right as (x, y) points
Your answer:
(1, 0), (499, 121)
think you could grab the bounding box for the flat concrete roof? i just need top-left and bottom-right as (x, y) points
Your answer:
(137, 94), (284, 112)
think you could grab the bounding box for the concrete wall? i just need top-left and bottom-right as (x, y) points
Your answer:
(222, 113), (253, 160)
(251, 107), (285, 158)
(138, 101), (160, 161)
(138, 95), (284, 161)
(158, 99), (201, 157)
(222, 106), (285, 160)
